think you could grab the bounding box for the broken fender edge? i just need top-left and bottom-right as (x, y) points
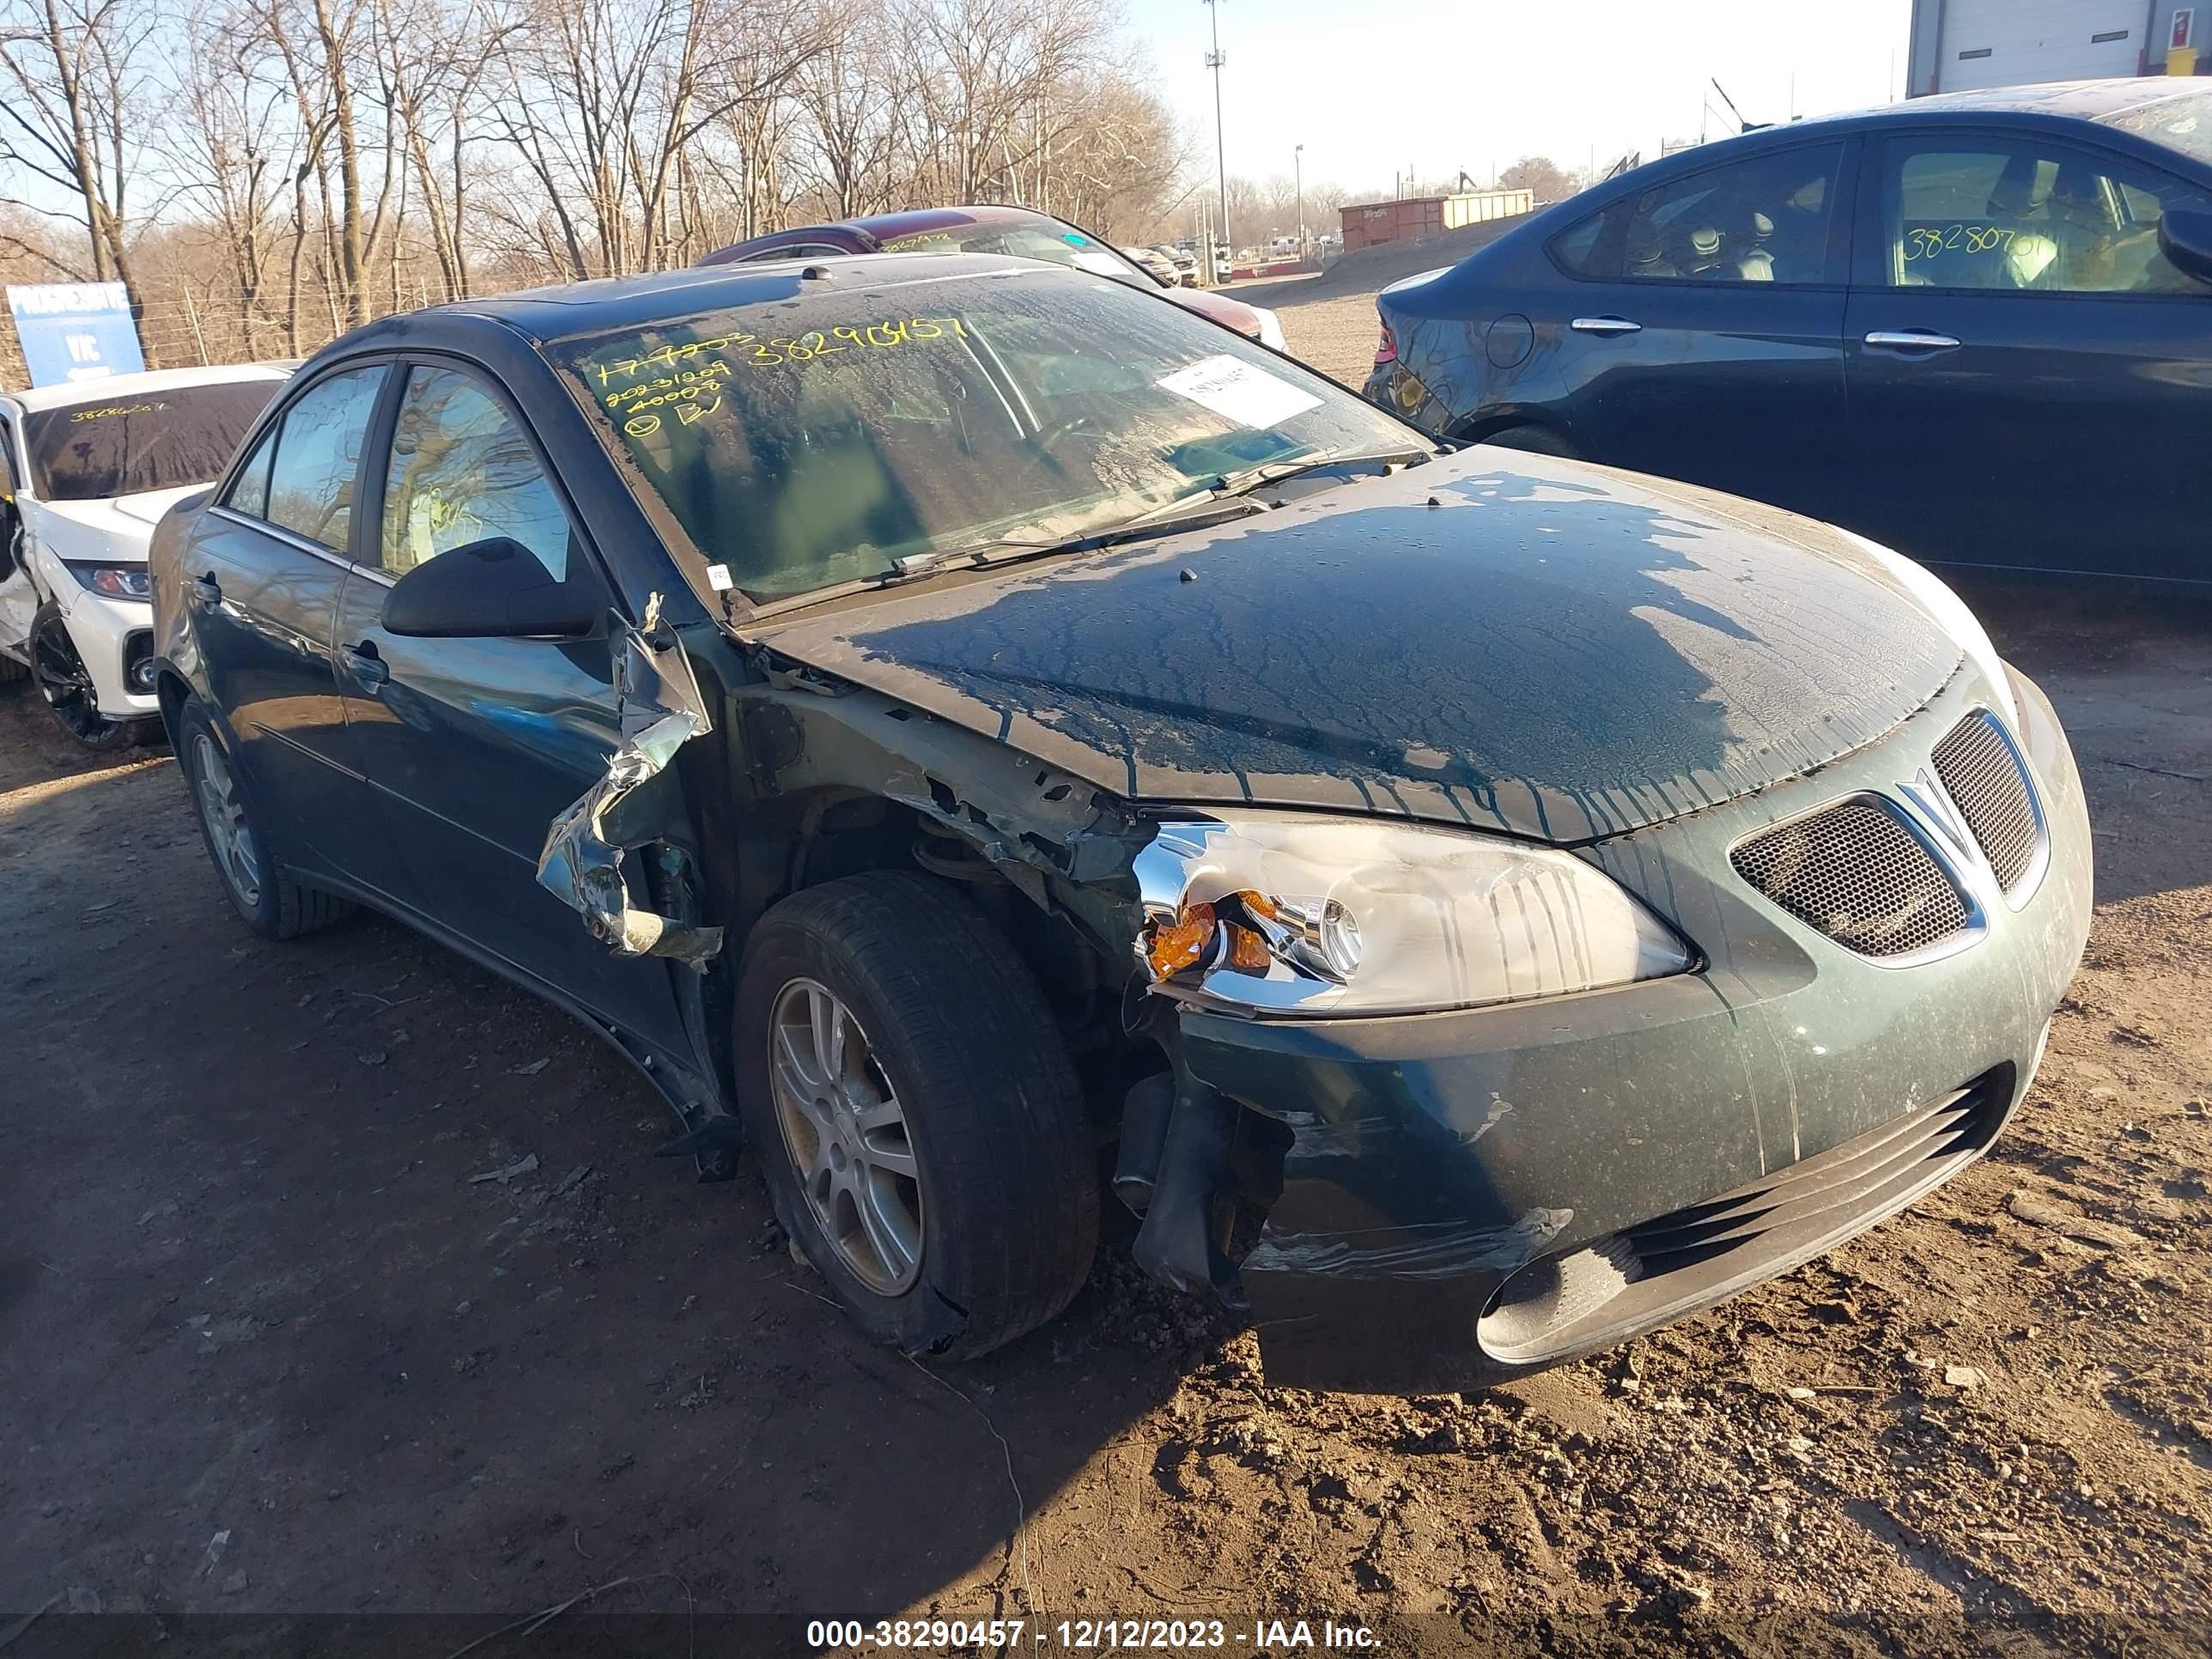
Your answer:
(536, 595), (726, 969)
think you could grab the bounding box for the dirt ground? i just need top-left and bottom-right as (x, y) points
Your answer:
(4, 309), (2212, 1654)
(1228, 216), (1534, 388)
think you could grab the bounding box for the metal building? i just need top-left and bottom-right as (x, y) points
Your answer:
(1907, 1), (2204, 94)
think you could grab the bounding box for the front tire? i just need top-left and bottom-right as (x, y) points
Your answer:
(30, 613), (148, 750)
(176, 698), (353, 939)
(737, 872), (1098, 1361)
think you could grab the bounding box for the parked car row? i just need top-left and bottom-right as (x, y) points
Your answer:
(701, 204), (1286, 350)
(1366, 81), (2212, 584)
(3, 115), (2124, 1391)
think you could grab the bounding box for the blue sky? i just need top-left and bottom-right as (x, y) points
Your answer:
(1120, 0), (1914, 193)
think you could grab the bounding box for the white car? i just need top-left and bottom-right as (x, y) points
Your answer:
(0, 365), (289, 748)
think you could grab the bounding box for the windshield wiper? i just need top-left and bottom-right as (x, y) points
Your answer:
(933, 446), (1437, 573)
(1199, 445), (1434, 501)
(908, 491), (1274, 577)
(763, 445), (1437, 611)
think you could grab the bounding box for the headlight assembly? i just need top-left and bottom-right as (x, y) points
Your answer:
(1133, 812), (1695, 1017)
(64, 562), (152, 601)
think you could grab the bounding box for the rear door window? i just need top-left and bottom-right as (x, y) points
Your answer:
(1618, 143), (1845, 283)
(1547, 209), (1612, 276)
(225, 426), (276, 519)
(260, 366), (388, 551)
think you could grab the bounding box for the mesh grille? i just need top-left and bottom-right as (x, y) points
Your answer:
(1731, 799), (1969, 957)
(1934, 713), (2040, 892)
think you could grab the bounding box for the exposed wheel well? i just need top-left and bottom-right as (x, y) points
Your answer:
(769, 787), (1151, 1109)
(155, 670), (192, 744)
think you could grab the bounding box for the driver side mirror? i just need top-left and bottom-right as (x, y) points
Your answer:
(2157, 207), (2212, 287)
(380, 537), (601, 639)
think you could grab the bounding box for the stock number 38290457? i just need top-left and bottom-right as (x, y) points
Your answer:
(805, 1620), (1239, 1650)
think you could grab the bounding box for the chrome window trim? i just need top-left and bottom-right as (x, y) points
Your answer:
(204, 503), (394, 586)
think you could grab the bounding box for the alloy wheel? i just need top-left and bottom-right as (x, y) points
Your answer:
(768, 977), (924, 1295)
(32, 619), (116, 744)
(191, 732), (264, 911)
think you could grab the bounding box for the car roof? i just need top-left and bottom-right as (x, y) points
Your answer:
(842, 204), (1051, 239)
(1594, 79), (2208, 185)
(701, 204), (1063, 264)
(4, 361), (291, 414)
(363, 251), (1078, 349)
(1865, 78), (2204, 123)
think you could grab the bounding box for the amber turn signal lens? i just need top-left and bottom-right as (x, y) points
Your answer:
(1144, 901), (1216, 979)
(1224, 924), (1273, 973)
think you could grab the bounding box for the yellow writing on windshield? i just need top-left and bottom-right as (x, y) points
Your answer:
(69, 401), (166, 422)
(745, 317), (968, 366)
(590, 318), (973, 437)
(591, 331), (761, 386)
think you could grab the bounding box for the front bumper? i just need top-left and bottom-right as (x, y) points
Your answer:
(54, 586), (158, 718)
(1181, 665), (2092, 1394)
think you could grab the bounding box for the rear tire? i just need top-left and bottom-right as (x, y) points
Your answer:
(737, 871), (1098, 1361)
(0, 649), (27, 686)
(176, 697), (354, 939)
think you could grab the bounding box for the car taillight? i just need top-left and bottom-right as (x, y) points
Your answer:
(1374, 321), (1397, 366)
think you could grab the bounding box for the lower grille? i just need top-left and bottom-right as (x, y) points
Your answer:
(1479, 1067), (2013, 1366)
(1730, 798), (1970, 958)
(1934, 710), (2042, 895)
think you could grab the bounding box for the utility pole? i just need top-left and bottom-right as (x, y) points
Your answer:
(1294, 143), (1305, 257)
(1203, 0), (1230, 265)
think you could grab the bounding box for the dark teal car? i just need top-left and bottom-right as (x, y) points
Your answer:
(1367, 81), (2212, 584)
(148, 252), (2090, 1393)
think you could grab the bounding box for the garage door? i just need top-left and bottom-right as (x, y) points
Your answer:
(1938, 0), (2143, 91)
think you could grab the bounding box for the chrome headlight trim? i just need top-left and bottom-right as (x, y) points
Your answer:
(1133, 811), (1697, 1018)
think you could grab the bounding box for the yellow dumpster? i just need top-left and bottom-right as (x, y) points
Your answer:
(2168, 46), (2199, 76)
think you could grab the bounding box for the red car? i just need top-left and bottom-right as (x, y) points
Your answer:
(700, 205), (1288, 351)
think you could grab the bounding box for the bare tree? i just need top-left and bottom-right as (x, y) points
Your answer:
(5, 0), (1218, 378)
(0, 0), (157, 334)
(1498, 155), (1583, 204)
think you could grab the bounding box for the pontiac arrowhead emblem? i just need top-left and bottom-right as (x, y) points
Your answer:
(1900, 766), (1975, 863)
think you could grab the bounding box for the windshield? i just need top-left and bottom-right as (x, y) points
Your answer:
(873, 220), (1152, 289)
(2100, 90), (2212, 170)
(22, 381), (281, 503)
(551, 269), (1422, 605)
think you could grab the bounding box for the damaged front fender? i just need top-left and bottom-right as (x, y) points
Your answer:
(537, 595), (726, 968)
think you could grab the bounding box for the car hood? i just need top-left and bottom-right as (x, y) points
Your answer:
(1165, 285), (1262, 337)
(748, 453), (1966, 842)
(27, 484), (205, 562)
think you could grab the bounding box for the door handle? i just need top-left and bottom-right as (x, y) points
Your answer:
(1863, 329), (1961, 351)
(342, 640), (388, 690)
(1571, 316), (1643, 336)
(190, 573), (222, 605)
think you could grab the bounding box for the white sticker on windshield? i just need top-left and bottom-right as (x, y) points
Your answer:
(1155, 355), (1322, 430)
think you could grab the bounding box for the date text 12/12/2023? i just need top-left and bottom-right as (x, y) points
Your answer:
(805, 1619), (1380, 1650)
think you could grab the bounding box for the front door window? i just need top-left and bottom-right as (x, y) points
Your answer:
(378, 367), (573, 580)
(1878, 136), (2209, 293)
